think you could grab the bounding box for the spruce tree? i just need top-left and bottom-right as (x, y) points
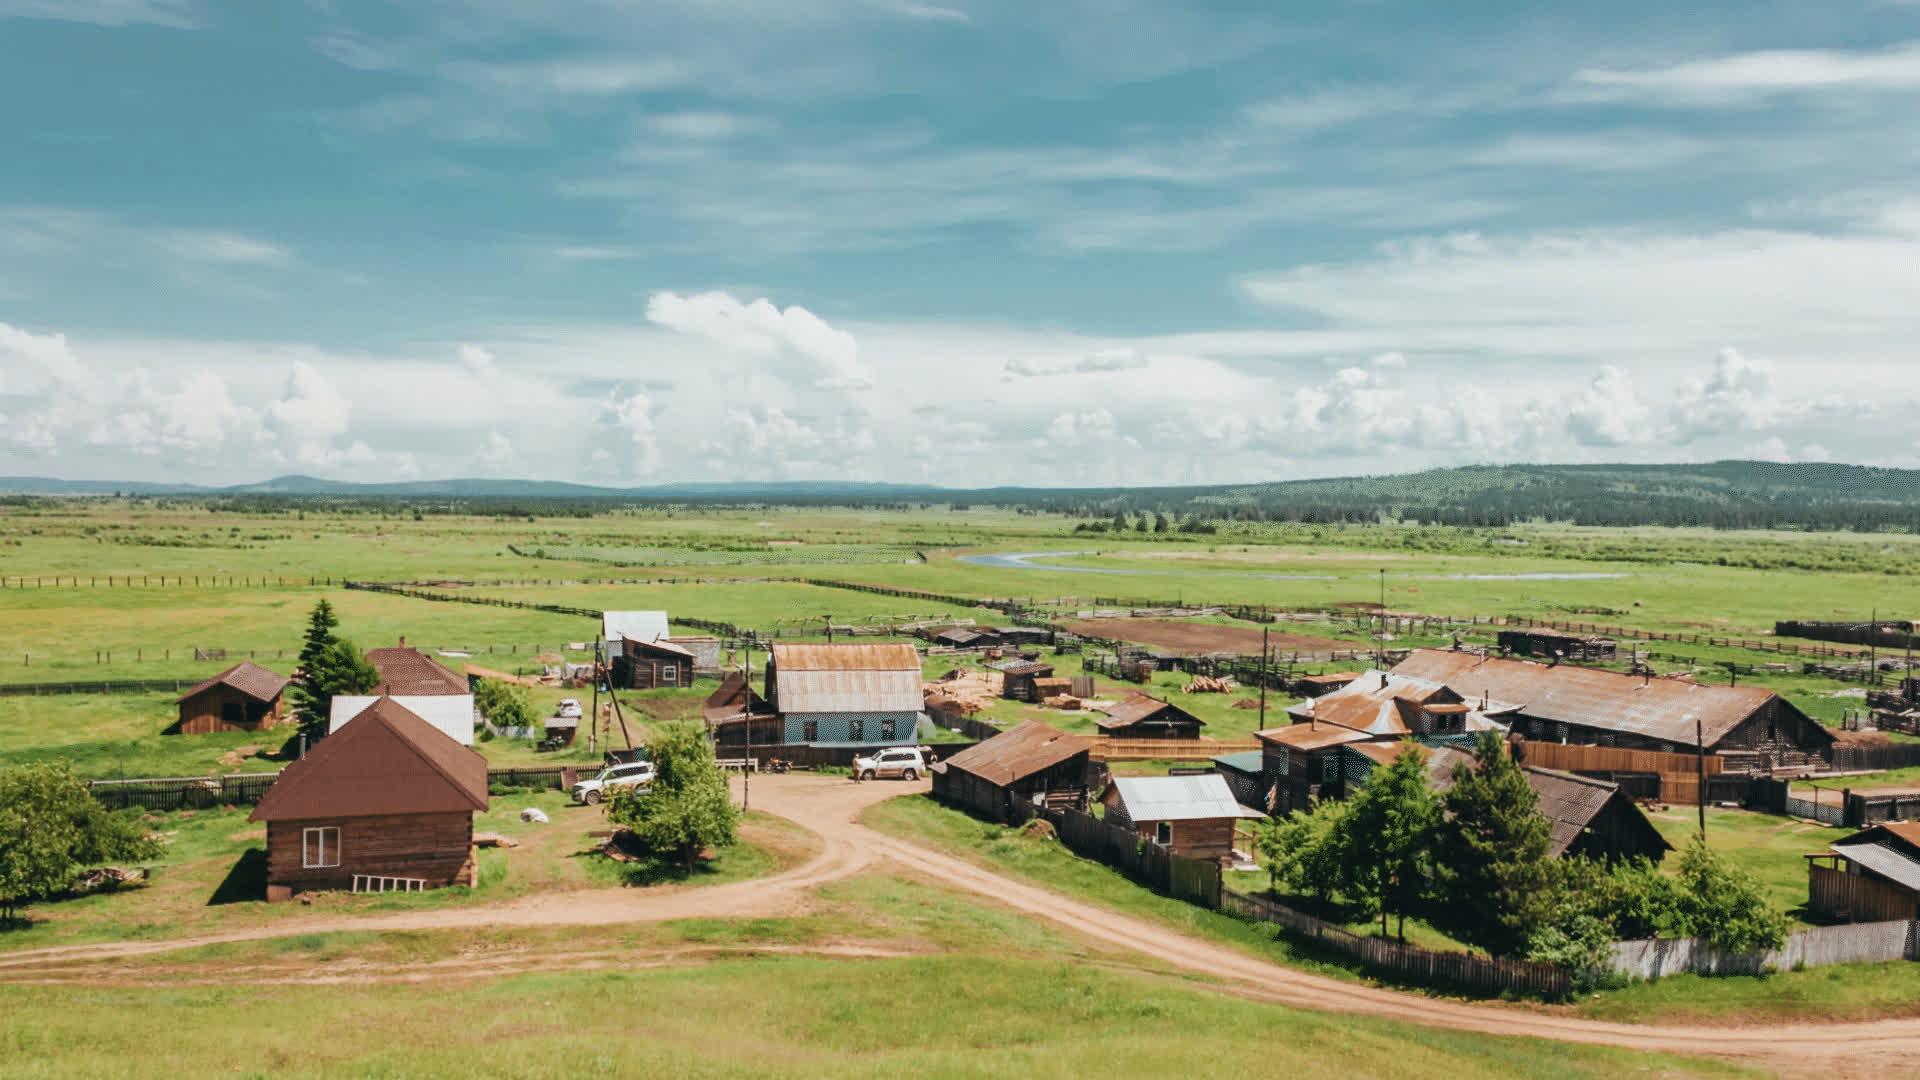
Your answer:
(1338, 744), (1441, 940)
(1436, 730), (1553, 955)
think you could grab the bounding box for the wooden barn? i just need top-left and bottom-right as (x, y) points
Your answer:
(764, 642), (924, 748)
(931, 721), (1095, 823)
(1292, 671), (1361, 698)
(172, 662), (290, 735)
(704, 672), (781, 750)
(1522, 766), (1670, 862)
(1808, 821), (1920, 923)
(930, 626), (995, 650)
(366, 645), (469, 696)
(1255, 721), (1372, 815)
(1392, 649), (1834, 768)
(1100, 774), (1263, 860)
(1095, 693), (1204, 739)
(249, 697), (487, 901)
(611, 636), (695, 690)
(1498, 628), (1617, 662)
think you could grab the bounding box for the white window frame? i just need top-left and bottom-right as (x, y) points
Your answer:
(302, 826), (341, 869)
(881, 717), (898, 740)
(662, 663), (678, 686)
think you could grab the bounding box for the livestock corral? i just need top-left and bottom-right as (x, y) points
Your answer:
(12, 500), (1920, 1075)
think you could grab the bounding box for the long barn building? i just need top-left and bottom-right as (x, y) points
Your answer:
(1391, 650), (1834, 767)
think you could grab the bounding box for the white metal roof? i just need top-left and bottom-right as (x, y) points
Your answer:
(330, 694), (476, 746)
(1109, 774), (1265, 823)
(602, 611), (670, 644)
(1836, 842), (1920, 893)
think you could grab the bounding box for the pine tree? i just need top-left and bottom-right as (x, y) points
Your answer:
(1436, 730), (1553, 955)
(1338, 744), (1441, 939)
(290, 597), (379, 739)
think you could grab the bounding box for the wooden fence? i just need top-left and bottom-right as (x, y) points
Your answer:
(1784, 793), (1848, 826)
(1024, 802), (1222, 909)
(1517, 740), (1724, 778)
(1809, 866), (1920, 923)
(1218, 890), (1572, 999)
(1833, 743), (1920, 772)
(1847, 790), (1920, 828)
(1092, 738), (1263, 762)
(87, 766), (575, 810)
(1610, 919), (1920, 979)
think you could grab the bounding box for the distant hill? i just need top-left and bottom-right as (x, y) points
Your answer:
(4, 462), (1920, 531)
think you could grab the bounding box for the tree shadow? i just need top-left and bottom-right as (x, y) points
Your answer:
(207, 848), (267, 906)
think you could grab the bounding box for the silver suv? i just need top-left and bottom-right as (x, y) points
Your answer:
(572, 761), (656, 805)
(852, 746), (925, 782)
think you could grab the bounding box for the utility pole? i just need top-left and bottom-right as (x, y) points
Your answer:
(589, 640), (601, 756)
(741, 645), (753, 813)
(1870, 608), (1879, 688)
(1376, 568), (1387, 667)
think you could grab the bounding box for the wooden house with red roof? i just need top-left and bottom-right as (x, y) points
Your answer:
(249, 697), (489, 901)
(172, 661), (291, 735)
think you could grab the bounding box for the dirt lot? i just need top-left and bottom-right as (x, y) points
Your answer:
(1064, 617), (1353, 656)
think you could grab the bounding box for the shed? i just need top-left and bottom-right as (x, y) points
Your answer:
(1212, 749), (1269, 812)
(1100, 774), (1263, 860)
(1095, 693), (1204, 739)
(611, 636), (694, 691)
(931, 720), (1095, 821)
(932, 626), (994, 649)
(1294, 671), (1361, 698)
(1809, 821), (1920, 923)
(765, 642), (924, 747)
(991, 657), (1056, 702)
(173, 662), (291, 735)
(250, 697), (487, 901)
(602, 610), (670, 656)
(1497, 628), (1618, 662)
(1521, 766), (1670, 861)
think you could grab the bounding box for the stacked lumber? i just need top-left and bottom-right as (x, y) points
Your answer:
(1183, 675), (1237, 693)
(1042, 695), (1084, 710)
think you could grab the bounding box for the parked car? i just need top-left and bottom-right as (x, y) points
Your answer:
(555, 698), (583, 719)
(851, 746), (925, 782)
(572, 761), (656, 805)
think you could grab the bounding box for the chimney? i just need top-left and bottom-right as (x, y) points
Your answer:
(1379, 672), (1389, 690)
(398, 635), (407, 648)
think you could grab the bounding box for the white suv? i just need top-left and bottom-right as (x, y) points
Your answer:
(852, 747), (925, 782)
(572, 761), (656, 805)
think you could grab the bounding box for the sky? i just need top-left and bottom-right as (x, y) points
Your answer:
(0, 1), (1918, 487)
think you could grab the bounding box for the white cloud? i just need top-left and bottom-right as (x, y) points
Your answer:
(1043, 407), (1120, 448)
(0, 0), (195, 27)
(1003, 347), (1147, 379)
(446, 56), (690, 97)
(880, 1), (970, 22)
(606, 392), (662, 477)
(0, 321), (87, 389)
(1671, 348), (1782, 441)
(267, 361), (358, 467)
(1564, 366), (1654, 447)
(645, 290), (873, 390)
(643, 111), (772, 140)
(475, 430), (516, 469)
(152, 229), (292, 266)
(457, 344), (496, 375)
(1569, 42), (1920, 105)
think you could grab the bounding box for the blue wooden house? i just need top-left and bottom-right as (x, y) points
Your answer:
(764, 642), (925, 747)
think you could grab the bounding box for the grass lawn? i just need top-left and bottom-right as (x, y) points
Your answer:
(0, 789), (815, 954)
(1645, 806), (1841, 924)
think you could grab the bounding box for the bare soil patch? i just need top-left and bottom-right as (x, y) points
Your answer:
(1064, 618), (1350, 656)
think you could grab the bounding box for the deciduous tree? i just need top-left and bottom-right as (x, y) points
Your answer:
(608, 723), (738, 873)
(0, 764), (159, 923)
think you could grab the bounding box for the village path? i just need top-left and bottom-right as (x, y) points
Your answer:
(4, 773), (1920, 1077)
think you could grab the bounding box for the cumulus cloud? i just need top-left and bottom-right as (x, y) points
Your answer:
(1671, 348), (1782, 442)
(645, 290), (873, 391)
(266, 362), (365, 467)
(475, 430), (515, 469)
(458, 344), (497, 375)
(604, 392), (662, 477)
(1003, 347), (1147, 379)
(1565, 366), (1654, 447)
(0, 321), (87, 390)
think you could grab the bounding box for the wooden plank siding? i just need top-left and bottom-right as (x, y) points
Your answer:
(1519, 741), (1725, 778)
(1093, 738), (1261, 762)
(265, 812), (475, 897)
(175, 684), (284, 735)
(1809, 865), (1920, 923)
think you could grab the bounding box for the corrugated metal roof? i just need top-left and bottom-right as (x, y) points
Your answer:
(1836, 820), (1920, 853)
(771, 642), (924, 713)
(1212, 749), (1266, 773)
(1255, 724), (1372, 751)
(1096, 692), (1202, 730)
(1522, 766), (1628, 857)
(330, 694), (475, 746)
(252, 697), (488, 822)
(988, 658), (1053, 676)
(366, 647), (469, 696)
(1832, 842), (1920, 893)
(1109, 774), (1264, 822)
(176, 661), (290, 704)
(623, 636), (694, 658)
(1392, 649), (1799, 747)
(603, 611), (670, 644)
(771, 642), (920, 670)
(1289, 668), (1515, 736)
(940, 720), (1091, 785)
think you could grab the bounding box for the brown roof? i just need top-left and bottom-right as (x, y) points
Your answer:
(1521, 766), (1668, 857)
(250, 697), (488, 822)
(770, 642), (923, 714)
(1255, 724), (1372, 752)
(1302, 672), (1361, 685)
(1391, 649), (1820, 748)
(1836, 820), (1920, 852)
(938, 721), (1091, 786)
(1095, 692), (1203, 732)
(176, 661), (290, 704)
(703, 671), (767, 723)
(367, 647), (470, 696)
(771, 642), (920, 671)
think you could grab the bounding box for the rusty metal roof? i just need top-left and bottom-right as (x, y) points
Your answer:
(176, 661), (290, 704)
(771, 642), (923, 713)
(938, 720), (1091, 786)
(1837, 820), (1920, 854)
(250, 697), (488, 822)
(1255, 723), (1372, 752)
(1519, 766), (1652, 857)
(704, 672), (767, 723)
(367, 647), (469, 696)
(1096, 692), (1203, 731)
(1392, 649), (1799, 748)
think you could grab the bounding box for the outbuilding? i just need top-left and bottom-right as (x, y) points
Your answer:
(1808, 821), (1920, 923)
(1095, 692), (1204, 739)
(172, 662), (291, 735)
(1100, 774), (1263, 860)
(931, 720), (1095, 822)
(250, 697), (488, 901)
(1521, 766), (1671, 862)
(765, 642), (925, 747)
(611, 636), (695, 690)
(992, 657), (1056, 702)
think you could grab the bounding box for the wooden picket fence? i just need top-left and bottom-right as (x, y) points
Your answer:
(1518, 740), (1724, 778)
(1092, 738), (1262, 762)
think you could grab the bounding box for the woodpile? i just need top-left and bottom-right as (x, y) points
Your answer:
(1183, 675), (1237, 694)
(1042, 694), (1084, 710)
(924, 668), (998, 714)
(1230, 698), (1261, 710)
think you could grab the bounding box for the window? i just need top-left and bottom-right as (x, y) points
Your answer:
(802, 720), (819, 742)
(881, 717), (898, 740)
(1154, 821), (1172, 845)
(1271, 747), (1290, 776)
(850, 719), (866, 742)
(662, 663), (677, 685)
(1320, 754), (1337, 783)
(302, 826), (340, 869)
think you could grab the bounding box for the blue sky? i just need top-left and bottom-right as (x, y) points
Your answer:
(1, 1), (1918, 485)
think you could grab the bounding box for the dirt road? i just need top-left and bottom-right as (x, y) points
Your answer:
(4, 774), (1918, 1076)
